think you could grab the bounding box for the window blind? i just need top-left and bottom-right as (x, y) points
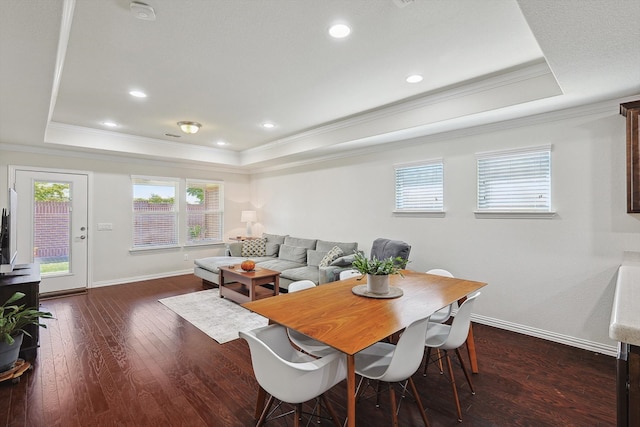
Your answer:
(132, 176), (179, 248)
(477, 147), (551, 211)
(395, 160), (444, 212)
(186, 180), (224, 244)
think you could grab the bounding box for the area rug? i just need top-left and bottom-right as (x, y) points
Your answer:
(158, 289), (268, 344)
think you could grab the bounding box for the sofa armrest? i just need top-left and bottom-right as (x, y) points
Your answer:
(319, 265), (355, 284)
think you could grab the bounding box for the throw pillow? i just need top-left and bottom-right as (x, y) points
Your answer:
(319, 245), (344, 267)
(241, 238), (267, 257)
(265, 242), (280, 257)
(278, 244), (307, 264)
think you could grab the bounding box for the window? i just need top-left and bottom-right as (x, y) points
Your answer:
(394, 160), (444, 212)
(476, 146), (551, 212)
(132, 176), (179, 248)
(186, 180), (224, 245)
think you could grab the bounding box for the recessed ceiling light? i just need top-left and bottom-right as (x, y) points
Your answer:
(406, 74), (423, 83)
(129, 90), (147, 98)
(262, 122), (275, 129)
(329, 24), (351, 39)
(216, 141), (227, 146)
(102, 121), (118, 127)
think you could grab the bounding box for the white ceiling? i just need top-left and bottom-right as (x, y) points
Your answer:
(0, 0), (638, 171)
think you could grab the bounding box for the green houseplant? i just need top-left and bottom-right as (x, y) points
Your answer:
(351, 252), (409, 295)
(0, 292), (53, 372)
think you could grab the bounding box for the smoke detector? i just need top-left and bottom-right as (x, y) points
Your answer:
(130, 2), (156, 21)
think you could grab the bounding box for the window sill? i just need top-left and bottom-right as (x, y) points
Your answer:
(184, 241), (225, 248)
(129, 244), (181, 253)
(393, 211), (446, 218)
(474, 211), (557, 219)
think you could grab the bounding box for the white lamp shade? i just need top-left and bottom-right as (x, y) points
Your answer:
(241, 210), (257, 223)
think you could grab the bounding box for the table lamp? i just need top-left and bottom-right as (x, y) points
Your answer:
(241, 210), (257, 236)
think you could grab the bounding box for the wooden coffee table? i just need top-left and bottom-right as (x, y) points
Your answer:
(218, 265), (280, 304)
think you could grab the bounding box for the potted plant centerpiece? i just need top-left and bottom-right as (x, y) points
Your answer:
(0, 292), (53, 372)
(351, 252), (409, 295)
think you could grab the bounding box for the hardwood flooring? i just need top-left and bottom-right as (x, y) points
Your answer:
(0, 274), (616, 426)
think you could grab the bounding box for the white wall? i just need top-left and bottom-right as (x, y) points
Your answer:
(251, 102), (638, 354)
(0, 149), (253, 285)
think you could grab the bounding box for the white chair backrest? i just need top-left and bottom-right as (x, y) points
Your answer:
(239, 324), (346, 404)
(441, 291), (480, 350)
(426, 268), (454, 278)
(288, 280), (316, 293)
(378, 316), (430, 383)
(339, 269), (361, 280)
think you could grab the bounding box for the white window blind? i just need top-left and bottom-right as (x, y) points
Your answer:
(477, 146), (551, 211)
(132, 176), (179, 248)
(395, 160), (444, 212)
(186, 180), (224, 244)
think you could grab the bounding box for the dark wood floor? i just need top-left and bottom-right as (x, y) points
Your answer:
(0, 274), (616, 426)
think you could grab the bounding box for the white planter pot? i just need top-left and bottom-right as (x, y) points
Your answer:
(366, 274), (390, 295)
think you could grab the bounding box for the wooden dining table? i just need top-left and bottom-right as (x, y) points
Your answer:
(243, 270), (487, 427)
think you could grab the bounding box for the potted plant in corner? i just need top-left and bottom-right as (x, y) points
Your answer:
(351, 252), (409, 295)
(0, 292), (53, 372)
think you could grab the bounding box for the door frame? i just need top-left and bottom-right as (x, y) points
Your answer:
(9, 165), (93, 290)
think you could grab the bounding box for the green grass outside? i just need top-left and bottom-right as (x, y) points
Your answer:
(40, 262), (69, 274)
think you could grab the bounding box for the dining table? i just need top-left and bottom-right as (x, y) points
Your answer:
(243, 270), (487, 427)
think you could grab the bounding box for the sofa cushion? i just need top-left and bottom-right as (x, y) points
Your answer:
(278, 244), (308, 263)
(257, 258), (306, 272)
(265, 242), (280, 257)
(228, 242), (243, 257)
(319, 245), (344, 267)
(280, 265), (320, 283)
(307, 249), (328, 267)
(263, 233), (287, 245)
(242, 238), (267, 257)
(284, 236), (317, 250)
(316, 240), (358, 255)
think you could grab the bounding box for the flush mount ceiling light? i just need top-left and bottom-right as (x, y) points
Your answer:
(261, 122), (275, 129)
(406, 74), (423, 83)
(329, 23), (351, 39)
(102, 121), (118, 127)
(216, 141), (227, 146)
(130, 2), (156, 21)
(129, 90), (147, 98)
(177, 121), (201, 134)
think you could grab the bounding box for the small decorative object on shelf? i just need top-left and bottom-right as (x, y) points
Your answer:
(240, 260), (256, 272)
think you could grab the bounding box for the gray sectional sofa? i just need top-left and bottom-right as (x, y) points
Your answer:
(193, 233), (360, 290)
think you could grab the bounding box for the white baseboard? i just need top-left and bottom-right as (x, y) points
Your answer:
(91, 269), (194, 288)
(472, 314), (618, 357)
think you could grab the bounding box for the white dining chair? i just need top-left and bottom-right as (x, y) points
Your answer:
(354, 316), (431, 427)
(286, 280), (337, 357)
(423, 291), (480, 422)
(239, 324), (346, 427)
(425, 268), (455, 324)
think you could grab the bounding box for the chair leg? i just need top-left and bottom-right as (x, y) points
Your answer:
(256, 395), (275, 427)
(320, 394), (343, 427)
(294, 403), (302, 427)
(455, 347), (475, 395)
(444, 350), (463, 422)
(408, 376), (431, 427)
(437, 349), (444, 374)
(423, 347), (432, 376)
(388, 382), (399, 427)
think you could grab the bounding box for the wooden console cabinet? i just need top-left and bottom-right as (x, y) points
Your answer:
(0, 263), (42, 361)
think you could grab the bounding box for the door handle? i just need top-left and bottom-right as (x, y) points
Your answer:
(79, 235), (86, 239)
